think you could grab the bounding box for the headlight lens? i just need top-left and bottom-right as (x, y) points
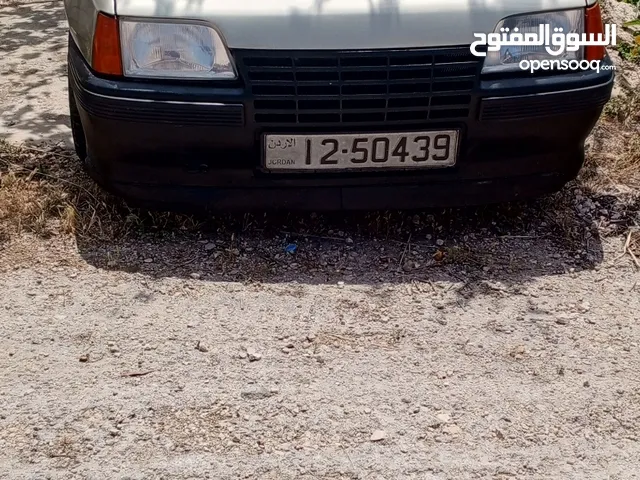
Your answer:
(482, 9), (584, 74)
(120, 20), (236, 79)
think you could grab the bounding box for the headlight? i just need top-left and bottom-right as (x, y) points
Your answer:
(119, 20), (236, 80)
(481, 9), (584, 74)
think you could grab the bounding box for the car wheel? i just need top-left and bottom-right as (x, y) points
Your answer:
(67, 40), (87, 162)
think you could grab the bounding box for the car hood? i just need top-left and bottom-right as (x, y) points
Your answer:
(114, 0), (589, 50)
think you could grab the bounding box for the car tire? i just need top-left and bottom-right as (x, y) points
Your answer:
(67, 38), (87, 162)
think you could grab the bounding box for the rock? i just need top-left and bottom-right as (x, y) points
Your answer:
(195, 341), (208, 353)
(190, 273), (201, 279)
(346, 238), (354, 245)
(204, 243), (216, 251)
(79, 354), (89, 363)
(109, 429), (120, 437)
(241, 386), (276, 400)
(306, 333), (316, 342)
(370, 430), (386, 442)
(442, 424), (462, 435)
(246, 347), (262, 362)
(337, 281), (345, 289)
(109, 346), (120, 354)
(583, 381), (590, 388)
(143, 258), (153, 264)
(436, 239), (445, 246)
(556, 313), (576, 325)
(436, 413), (451, 423)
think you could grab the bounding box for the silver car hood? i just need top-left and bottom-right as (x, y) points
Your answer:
(114, 0), (590, 50)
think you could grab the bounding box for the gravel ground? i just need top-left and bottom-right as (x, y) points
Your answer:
(2, 1), (640, 479)
(2, 227), (640, 479)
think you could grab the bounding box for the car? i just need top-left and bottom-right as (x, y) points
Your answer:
(64, 0), (614, 210)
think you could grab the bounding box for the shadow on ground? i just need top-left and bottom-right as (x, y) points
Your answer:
(67, 158), (613, 301)
(1, 142), (620, 300)
(0, 1), (71, 145)
(76, 202), (607, 303)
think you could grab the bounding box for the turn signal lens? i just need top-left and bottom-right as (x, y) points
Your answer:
(585, 2), (606, 61)
(92, 13), (123, 76)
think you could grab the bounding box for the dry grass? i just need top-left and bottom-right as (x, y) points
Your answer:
(623, 228), (640, 268)
(587, 88), (640, 192)
(0, 141), (201, 242)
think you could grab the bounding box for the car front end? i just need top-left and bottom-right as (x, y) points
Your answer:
(65, 0), (614, 209)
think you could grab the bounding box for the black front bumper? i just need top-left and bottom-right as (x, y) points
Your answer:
(69, 41), (614, 210)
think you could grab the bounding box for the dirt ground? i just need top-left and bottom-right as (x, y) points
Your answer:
(2, 1), (640, 479)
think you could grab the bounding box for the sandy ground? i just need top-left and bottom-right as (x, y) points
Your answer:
(2, 1), (640, 479)
(0, 0), (71, 146)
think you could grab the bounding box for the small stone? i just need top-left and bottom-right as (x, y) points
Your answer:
(556, 315), (571, 325)
(370, 430), (386, 442)
(195, 342), (208, 353)
(617, 389), (624, 395)
(436, 413), (451, 423)
(364, 408), (372, 414)
(246, 347), (262, 362)
(346, 238), (354, 245)
(109, 429), (120, 437)
(337, 281), (345, 289)
(412, 406), (421, 414)
(143, 258), (153, 264)
(79, 354), (89, 363)
(190, 273), (201, 279)
(583, 381), (590, 387)
(307, 333), (316, 342)
(109, 346), (120, 354)
(238, 352), (248, 359)
(241, 386), (276, 400)
(442, 425), (462, 435)
(204, 243), (216, 251)
(436, 239), (445, 246)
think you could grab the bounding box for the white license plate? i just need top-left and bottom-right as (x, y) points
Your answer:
(263, 131), (459, 171)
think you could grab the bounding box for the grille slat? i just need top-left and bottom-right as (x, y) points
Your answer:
(236, 47), (479, 126)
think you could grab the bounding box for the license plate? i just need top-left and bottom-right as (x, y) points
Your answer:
(263, 131), (459, 171)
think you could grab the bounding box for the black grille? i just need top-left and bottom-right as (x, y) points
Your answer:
(480, 85), (611, 121)
(234, 48), (480, 127)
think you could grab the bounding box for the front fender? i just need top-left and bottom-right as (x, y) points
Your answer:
(64, 0), (116, 64)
